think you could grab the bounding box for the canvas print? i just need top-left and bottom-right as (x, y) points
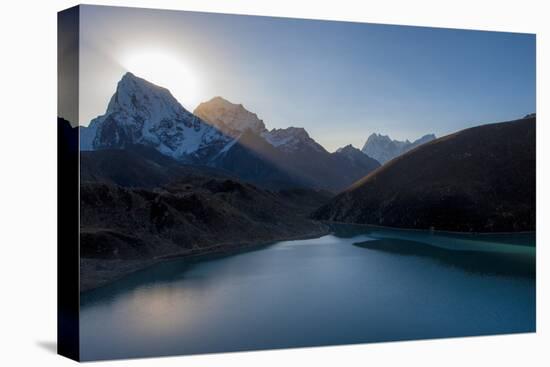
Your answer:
(58, 5), (536, 362)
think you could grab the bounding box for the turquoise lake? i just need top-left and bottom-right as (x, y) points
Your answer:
(80, 224), (536, 361)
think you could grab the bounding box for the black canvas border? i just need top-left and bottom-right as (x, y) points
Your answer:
(57, 5), (80, 361)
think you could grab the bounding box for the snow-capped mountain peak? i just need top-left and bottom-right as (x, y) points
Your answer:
(194, 96), (267, 136)
(80, 72), (233, 160)
(193, 96), (327, 154)
(105, 72), (188, 119)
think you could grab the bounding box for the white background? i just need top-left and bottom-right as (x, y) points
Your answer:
(0, 0), (548, 365)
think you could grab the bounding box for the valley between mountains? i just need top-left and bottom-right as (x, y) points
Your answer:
(64, 72), (535, 291)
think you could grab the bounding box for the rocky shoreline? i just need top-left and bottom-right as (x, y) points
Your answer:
(80, 225), (330, 292)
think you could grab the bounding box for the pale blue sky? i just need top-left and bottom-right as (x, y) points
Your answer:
(79, 5), (535, 152)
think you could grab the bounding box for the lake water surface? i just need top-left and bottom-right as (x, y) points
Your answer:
(80, 224), (536, 361)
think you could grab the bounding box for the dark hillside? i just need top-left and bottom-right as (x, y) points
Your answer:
(313, 116), (535, 232)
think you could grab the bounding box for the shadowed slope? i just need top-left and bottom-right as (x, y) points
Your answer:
(79, 146), (332, 291)
(80, 145), (237, 188)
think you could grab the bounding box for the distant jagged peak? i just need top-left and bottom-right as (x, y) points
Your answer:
(336, 144), (359, 154)
(366, 132), (391, 142)
(362, 132), (436, 164)
(335, 144), (363, 163)
(335, 143), (380, 165)
(414, 133), (436, 143)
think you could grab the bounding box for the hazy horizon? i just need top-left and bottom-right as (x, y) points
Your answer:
(78, 5), (535, 152)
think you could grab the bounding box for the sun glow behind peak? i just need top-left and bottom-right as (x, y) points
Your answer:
(120, 49), (201, 110)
